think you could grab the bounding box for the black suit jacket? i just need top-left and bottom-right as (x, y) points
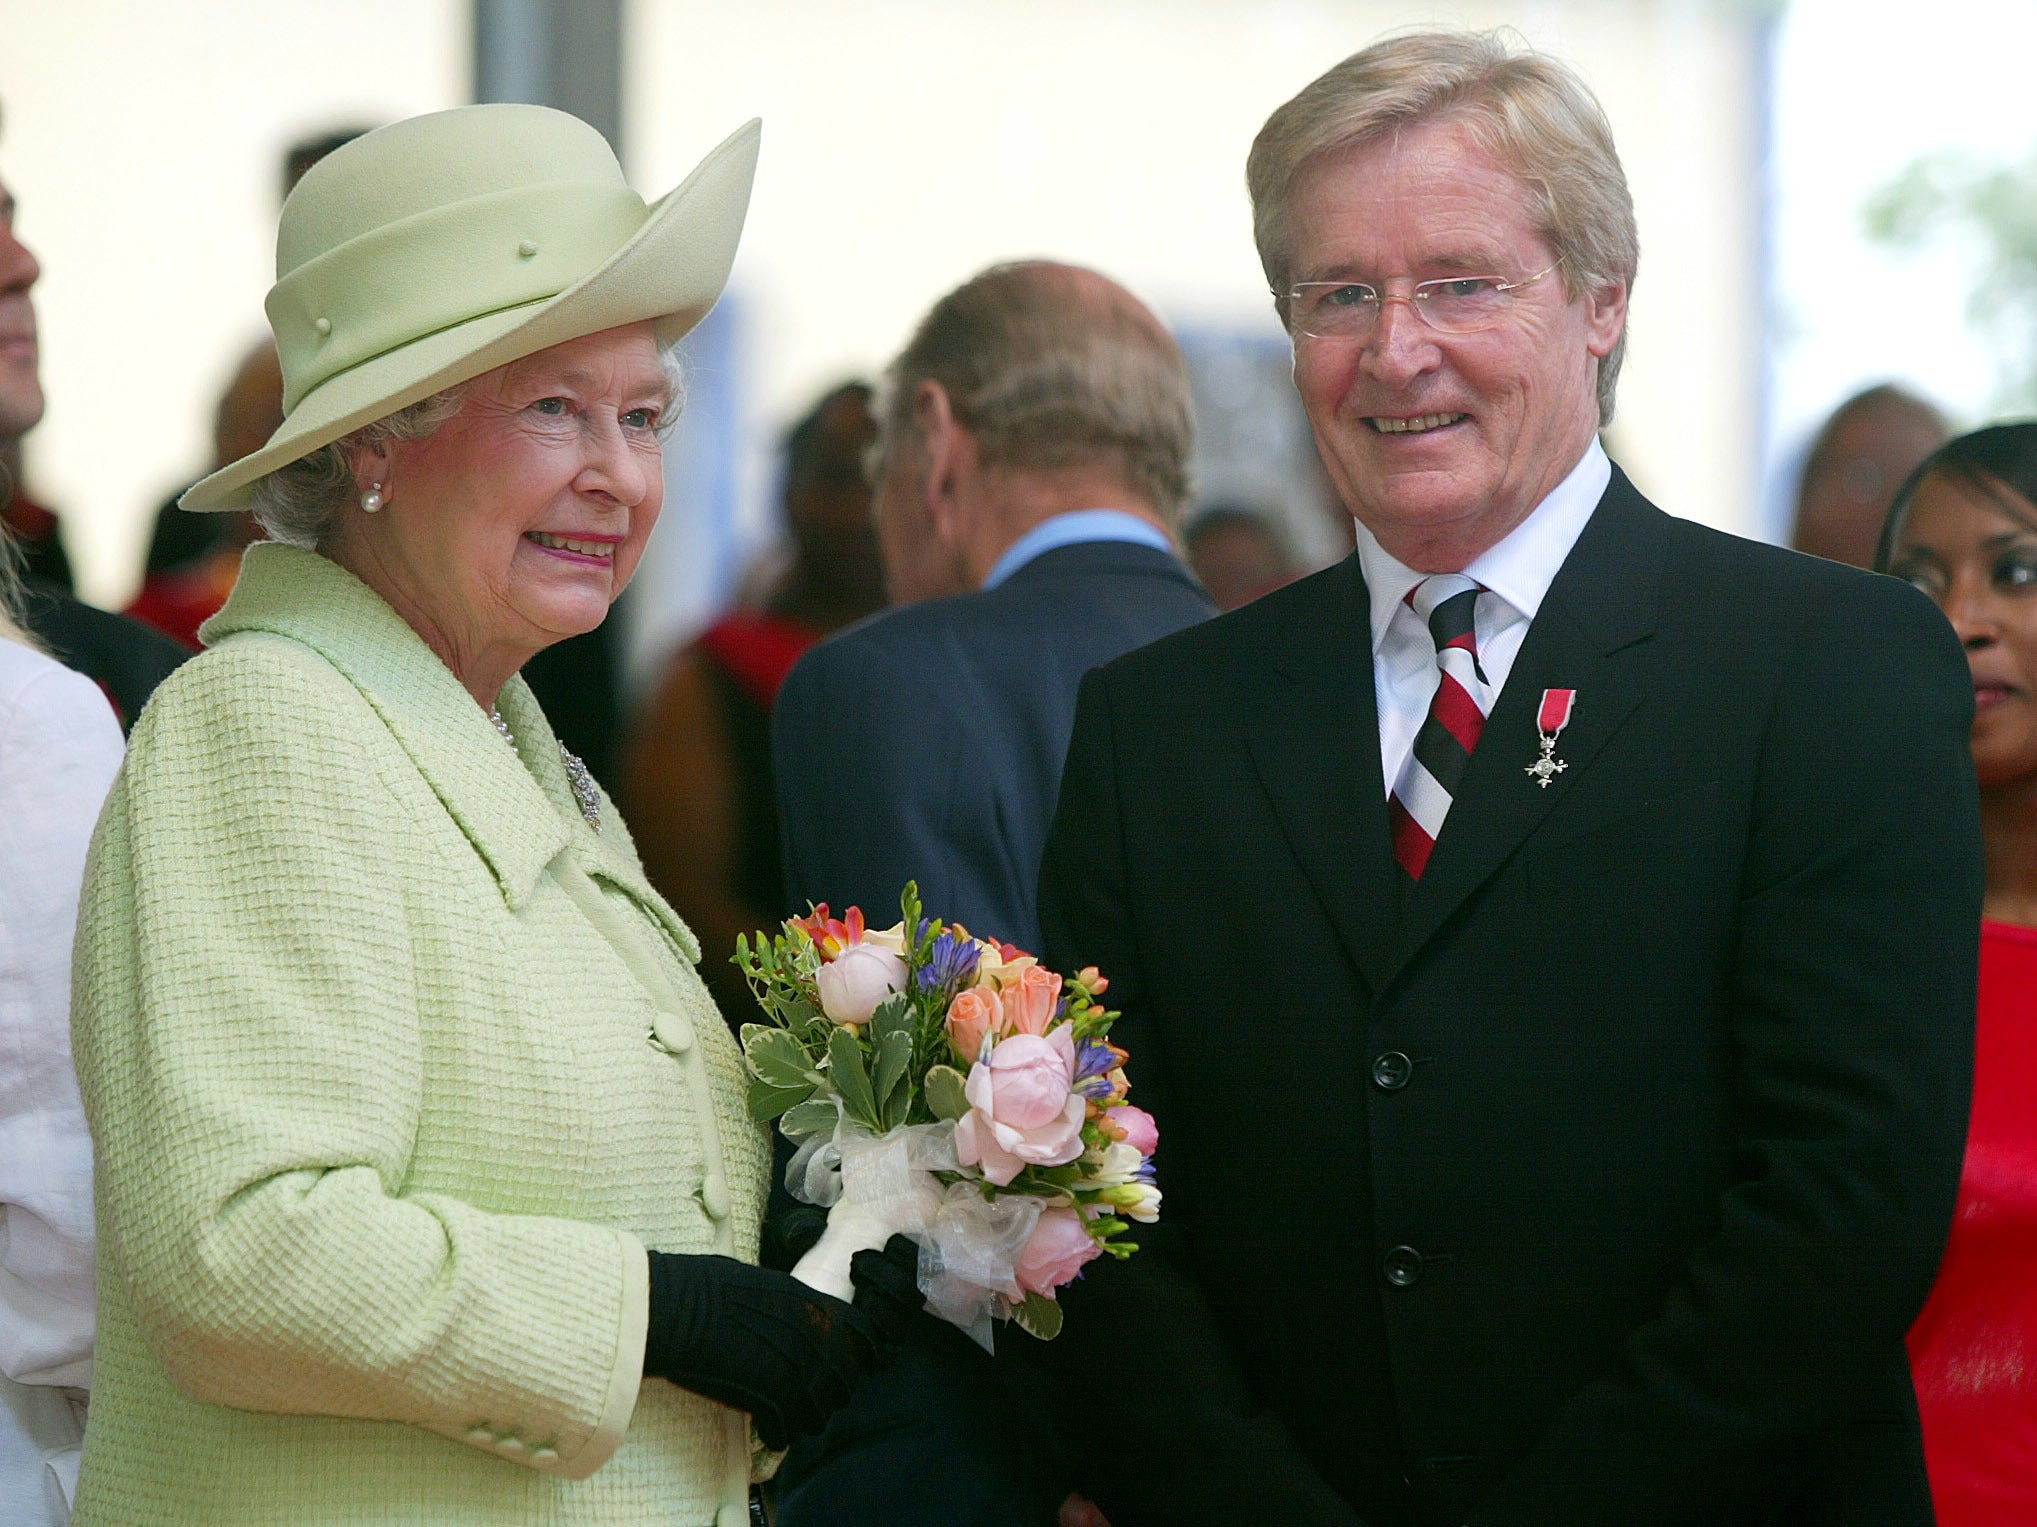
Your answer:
(1038, 470), (1980, 1527)
(775, 538), (1215, 945)
(21, 577), (191, 733)
(770, 536), (1215, 1527)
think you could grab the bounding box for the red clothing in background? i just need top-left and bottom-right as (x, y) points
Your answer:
(1910, 918), (2037, 1524)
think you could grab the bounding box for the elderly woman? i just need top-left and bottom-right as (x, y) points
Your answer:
(68, 106), (899, 1527)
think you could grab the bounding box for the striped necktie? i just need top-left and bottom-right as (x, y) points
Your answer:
(1388, 574), (1490, 880)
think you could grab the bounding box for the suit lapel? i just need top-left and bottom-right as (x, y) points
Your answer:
(1374, 470), (1669, 992)
(1244, 555), (1401, 992)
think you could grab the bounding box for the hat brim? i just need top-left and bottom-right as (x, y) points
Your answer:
(183, 117), (761, 512)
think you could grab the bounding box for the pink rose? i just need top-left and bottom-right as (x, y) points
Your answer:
(1105, 1104), (1158, 1158)
(1001, 965), (1063, 1036)
(815, 941), (907, 1025)
(946, 985), (1004, 1065)
(953, 1027), (1085, 1186)
(1014, 1206), (1103, 1297)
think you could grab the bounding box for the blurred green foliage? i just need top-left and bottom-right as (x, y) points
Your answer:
(1865, 148), (2037, 412)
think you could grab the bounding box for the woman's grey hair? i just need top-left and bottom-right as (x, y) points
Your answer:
(1246, 29), (1639, 427)
(251, 388), (467, 548)
(249, 347), (686, 549)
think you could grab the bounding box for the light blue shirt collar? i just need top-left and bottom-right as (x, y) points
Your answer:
(981, 509), (1174, 590)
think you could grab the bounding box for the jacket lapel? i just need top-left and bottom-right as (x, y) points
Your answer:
(493, 679), (704, 967)
(1373, 469), (1668, 992)
(1243, 555), (1401, 992)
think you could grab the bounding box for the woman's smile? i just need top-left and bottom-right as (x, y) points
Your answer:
(525, 530), (621, 565)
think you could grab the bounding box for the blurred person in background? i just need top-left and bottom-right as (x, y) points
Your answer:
(0, 103), (185, 728)
(67, 107), (909, 1526)
(622, 380), (885, 1023)
(125, 339), (279, 648)
(768, 259), (1213, 1527)
(129, 129), (369, 650)
(0, 537), (124, 1527)
(1793, 382), (1949, 568)
(1183, 502), (1302, 610)
(1880, 421), (2037, 1526)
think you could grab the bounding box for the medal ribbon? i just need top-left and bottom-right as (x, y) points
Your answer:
(1537, 688), (1575, 737)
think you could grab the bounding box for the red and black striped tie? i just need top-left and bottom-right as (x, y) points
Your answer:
(1388, 574), (1490, 880)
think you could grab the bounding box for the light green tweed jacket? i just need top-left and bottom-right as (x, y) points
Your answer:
(70, 544), (772, 1526)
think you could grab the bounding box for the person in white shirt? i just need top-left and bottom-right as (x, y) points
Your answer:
(0, 616), (122, 1524)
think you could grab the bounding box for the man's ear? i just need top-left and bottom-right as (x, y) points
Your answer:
(1584, 279), (1628, 360)
(912, 380), (973, 545)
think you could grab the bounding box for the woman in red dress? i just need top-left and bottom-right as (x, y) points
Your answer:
(1882, 421), (2037, 1524)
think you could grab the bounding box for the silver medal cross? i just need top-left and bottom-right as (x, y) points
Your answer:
(1526, 735), (1567, 788)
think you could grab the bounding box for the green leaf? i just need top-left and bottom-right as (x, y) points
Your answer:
(746, 1076), (815, 1122)
(1011, 1291), (1063, 1341)
(872, 1017), (913, 1104)
(828, 1025), (879, 1130)
(923, 1064), (971, 1122)
(743, 1026), (816, 1090)
(779, 1099), (840, 1140)
(877, 1048), (914, 1130)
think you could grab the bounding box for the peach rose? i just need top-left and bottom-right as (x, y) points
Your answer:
(1001, 965), (1063, 1036)
(1014, 1206), (1103, 1297)
(946, 985), (1004, 1066)
(954, 1027), (1085, 1186)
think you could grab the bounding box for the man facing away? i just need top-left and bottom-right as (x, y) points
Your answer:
(1038, 32), (1979, 1527)
(770, 260), (1215, 1525)
(775, 258), (1214, 954)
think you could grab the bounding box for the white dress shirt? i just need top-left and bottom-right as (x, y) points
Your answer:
(0, 638), (123, 1525)
(1354, 438), (1610, 796)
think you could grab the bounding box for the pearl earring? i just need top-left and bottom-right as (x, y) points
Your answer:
(360, 481), (384, 513)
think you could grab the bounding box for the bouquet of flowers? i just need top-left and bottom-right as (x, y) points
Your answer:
(734, 885), (1159, 1346)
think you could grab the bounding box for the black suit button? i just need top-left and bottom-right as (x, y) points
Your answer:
(1371, 1051), (1414, 1090)
(1381, 1245), (1423, 1287)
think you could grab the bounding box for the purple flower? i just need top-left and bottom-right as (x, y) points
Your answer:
(916, 929), (980, 993)
(1073, 1039), (1121, 1081)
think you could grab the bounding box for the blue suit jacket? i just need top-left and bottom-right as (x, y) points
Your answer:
(774, 538), (1214, 947)
(768, 536), (1214, 1526)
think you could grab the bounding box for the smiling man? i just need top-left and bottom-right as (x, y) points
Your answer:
(1037, 31), (1982, 1527)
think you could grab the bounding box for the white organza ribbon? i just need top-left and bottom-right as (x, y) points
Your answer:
(787, 1120), (1041, 1351)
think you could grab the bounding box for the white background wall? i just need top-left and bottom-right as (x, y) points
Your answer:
(0, 0), (468, 603)
(627, 0), (1764, 573)
(17, 0), (1972, 626)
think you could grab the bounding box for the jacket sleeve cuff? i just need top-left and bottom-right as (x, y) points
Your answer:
(549, 1232), (648, 1480)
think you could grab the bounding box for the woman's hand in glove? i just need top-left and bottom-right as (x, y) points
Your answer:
(848, 1233), (929, 1346)
(642, 1251), (895, 1450)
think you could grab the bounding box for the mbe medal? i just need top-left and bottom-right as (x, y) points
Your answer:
(1527, 688), (1575, 788)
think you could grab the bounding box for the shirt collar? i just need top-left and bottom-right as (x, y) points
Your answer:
(1351, 437), (1611, 654)
(981, 509), (1174, 590)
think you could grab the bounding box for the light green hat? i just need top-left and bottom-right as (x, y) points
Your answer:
(183, 103), (760, 511)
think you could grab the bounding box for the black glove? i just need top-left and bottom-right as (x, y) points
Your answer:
(643, 1251), (891, 1450)
(759, 1200), (829, 1273)
(849, 1233), (929, 1346)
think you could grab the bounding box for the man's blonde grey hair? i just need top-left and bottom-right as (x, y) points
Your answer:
(877, 260), (1196, 524)
(1247, 29), (1639, 426)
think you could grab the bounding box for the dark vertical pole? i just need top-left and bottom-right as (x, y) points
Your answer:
(473, 0), (624, 158)
(470, 0), (631, 785)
